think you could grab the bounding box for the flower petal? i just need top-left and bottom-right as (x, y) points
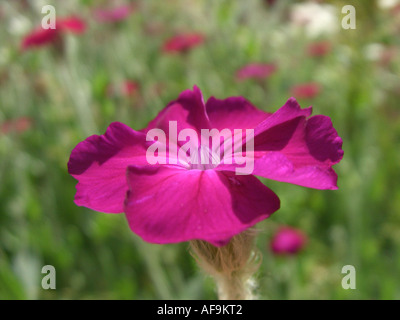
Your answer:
(124, 166), (280, 246)
(143, 86), (211, 157)
(206, 96), (271, 131)
(144, 86), (210, 134)
(216, 98), (343, 189)
(253, 97), (312, 137)
(68, 122), (150, 213)
(162, 33), (205, 53)
(252, 152), (340, 189)
(59, 16), (86, 34)
(21, 27), (59, 50)
(251, 114), (343, 189)
(305, 115), (343, 164)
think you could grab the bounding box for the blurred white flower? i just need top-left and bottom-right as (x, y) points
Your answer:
(290, 2), (339, 37)
(7, 15), (31, 36)
(364, 43), (385, 61)
(377, 0), (400, 9)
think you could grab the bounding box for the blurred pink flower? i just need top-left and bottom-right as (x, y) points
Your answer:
(68, 86), (343, 246)
(375, 46), (398, 67)
(1, 117), (32, 134)
(122, 80), (139, 96)
(107, 80), (140, 98)
(270, 227), (307, 255)
(21, 16), (86, 50)
(94, 5), (134, 23)
(392, 3), (400, 15)
(21, 27), (58, 50)
(290, 82), (321, 99)
(307, 41), (332, 57)
(236, 63), (277, 81)
(58, 16), (86, 33)
(162, 33), (205, 53)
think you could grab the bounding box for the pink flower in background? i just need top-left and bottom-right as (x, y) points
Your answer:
(365, 44), (398, 67)
(21, 27), (58, 50)
(162, 33), (205, 53)
(107, 80), (140, 97)
(236, 63), (277, 81)
(379, 46), (397, 66)
(392, 4), (400, 15)
(290, 82), (321, 99)
(68, 86), (343, 246)
(270, 227), (307, 255)
(21, 16), (86, 50)
(307, 41), (332, 57)
(94, 5), (134, 23)
(58, 16), (86, 33)
(122, 80), (139, 96)
(1, 117), (32, 134)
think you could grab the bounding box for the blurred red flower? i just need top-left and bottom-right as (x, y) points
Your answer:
(122, 80), (139, 96)
(162, 33), (205, 53)
(270, 227), (307, 255)
(307, 41), (332, 57)
(1, 117), (32, 134)
(94, 5), (134, 23)
(21, 16), (86, 50)
(107, 80), (140, 98)
(236, 63), (277, 81)
(290, 82), (321, 99)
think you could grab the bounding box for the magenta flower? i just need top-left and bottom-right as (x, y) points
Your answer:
(270, 227), (307, 255)
(290, 82), (321, 100)
(162, 33), (205, 53)
(21, 16), (86, 50)
(94, 5), (134, 23)
(236, 63), (277, 81)
(68, 86), (343, 246)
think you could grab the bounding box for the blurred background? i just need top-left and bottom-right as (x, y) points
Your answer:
(0, 0), (399, 300)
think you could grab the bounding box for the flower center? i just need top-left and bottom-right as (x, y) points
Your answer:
(188, 145), (220, 170)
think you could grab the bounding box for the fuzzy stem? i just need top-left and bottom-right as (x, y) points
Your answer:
(189, 229), (260, 300)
